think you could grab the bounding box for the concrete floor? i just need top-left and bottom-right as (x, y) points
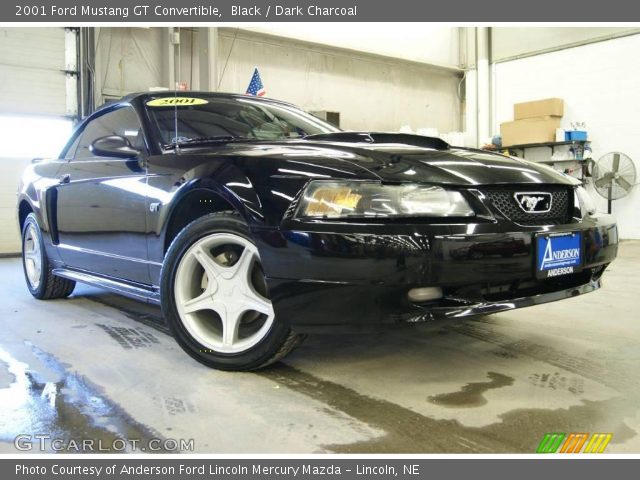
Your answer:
(1, 241), (639, 453)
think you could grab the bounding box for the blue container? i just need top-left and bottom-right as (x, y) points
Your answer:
(567, 130), (588, 141)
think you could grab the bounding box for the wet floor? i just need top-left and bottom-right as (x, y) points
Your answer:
(1, 241), (639, 453)
(0, 345), (163, 452)
(427, 372), (514, 408)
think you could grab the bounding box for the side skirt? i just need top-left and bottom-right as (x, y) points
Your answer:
(52, 267), (161, 305)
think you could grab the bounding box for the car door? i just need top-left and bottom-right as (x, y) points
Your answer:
(54, 105), (151, 285)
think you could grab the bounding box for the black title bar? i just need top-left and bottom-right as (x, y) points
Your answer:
(4, 459), (640, 480)
(4, 0), (640, 22)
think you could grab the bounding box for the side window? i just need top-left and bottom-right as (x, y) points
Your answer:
(74, 106), (145, 160)
(63, 133), (82, 160)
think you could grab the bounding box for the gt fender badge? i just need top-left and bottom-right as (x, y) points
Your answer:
(146, 97), (208, 107)
(149, 202), (161, 213)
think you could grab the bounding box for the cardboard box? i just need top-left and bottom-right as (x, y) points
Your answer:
(501, 116), (562, 146)
(514, 98), (564, 120)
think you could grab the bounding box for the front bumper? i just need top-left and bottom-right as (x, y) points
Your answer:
(256, 214), (618, 327)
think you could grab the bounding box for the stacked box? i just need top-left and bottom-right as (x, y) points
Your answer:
(501, 98), (564, 146)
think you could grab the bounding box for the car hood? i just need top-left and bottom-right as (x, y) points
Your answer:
(196, 132), (577, 186)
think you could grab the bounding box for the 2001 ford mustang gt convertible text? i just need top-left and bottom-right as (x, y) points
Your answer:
(18, 92), (618, 370)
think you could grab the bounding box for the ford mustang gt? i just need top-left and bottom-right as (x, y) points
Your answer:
(17, 92), (618, 370)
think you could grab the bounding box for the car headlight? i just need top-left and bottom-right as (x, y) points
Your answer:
(575, 185), (597, 215)
(295, 181), (474, 219)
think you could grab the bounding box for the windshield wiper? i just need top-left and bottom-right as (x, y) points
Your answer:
(165, 135), (250, 149)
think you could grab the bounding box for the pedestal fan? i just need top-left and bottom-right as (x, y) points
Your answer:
(592, 152), (636, 213)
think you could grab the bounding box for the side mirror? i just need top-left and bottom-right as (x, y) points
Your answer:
(90, 135), (140, 159)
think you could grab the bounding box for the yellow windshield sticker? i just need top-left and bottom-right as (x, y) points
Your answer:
(146, 97), (208, 107)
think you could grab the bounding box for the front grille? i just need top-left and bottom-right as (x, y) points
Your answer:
(481, 186), (573, 226)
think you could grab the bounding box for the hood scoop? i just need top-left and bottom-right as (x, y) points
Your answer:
(304, 132), (450, 150)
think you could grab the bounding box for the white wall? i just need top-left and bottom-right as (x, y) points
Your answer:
(245, 25), (460, 68)
(95, 27), (166, 100)
(492, 27), (640, 62)
(493, 34), (640, 239)
(216, 30), (461, 133)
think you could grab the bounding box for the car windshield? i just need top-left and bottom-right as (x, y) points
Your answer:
(146, 95), (340, 146)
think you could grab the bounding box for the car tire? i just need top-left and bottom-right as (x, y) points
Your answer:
(161, 211), (304, 371)
(21, 213), (76, 300)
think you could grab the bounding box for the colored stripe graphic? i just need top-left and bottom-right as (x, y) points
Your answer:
(572, 433), (589, 453)
(537, 433), (566, 453)
(560, 433), (588, 453)
(584, 433), (613, 453)
(537, 433), (613, 453)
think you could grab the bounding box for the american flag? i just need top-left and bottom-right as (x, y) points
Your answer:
(245, 67), (266, 96)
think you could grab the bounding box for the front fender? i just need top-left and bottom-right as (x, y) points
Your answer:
(16, 166), (65, 264)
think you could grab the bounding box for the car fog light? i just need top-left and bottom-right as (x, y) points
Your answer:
(591, 265), (606, 281)
(408, 287), (443, 303)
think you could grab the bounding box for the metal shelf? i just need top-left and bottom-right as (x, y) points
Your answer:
(501, 140), (590, 151)
(489, 140), (592, 182)
(539, 158), (588, 163)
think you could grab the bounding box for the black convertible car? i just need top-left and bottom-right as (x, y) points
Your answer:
(18, 92), (618, 370)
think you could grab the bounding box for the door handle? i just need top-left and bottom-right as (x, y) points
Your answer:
(58, 174), (71, 185)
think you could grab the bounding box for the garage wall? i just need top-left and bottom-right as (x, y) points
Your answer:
(492, 27), (640, 62)
(216, 30), (462, 133)
(493, 33), (640, 239)
(95, 27), (167, 101)
(244, 25), (460, 68)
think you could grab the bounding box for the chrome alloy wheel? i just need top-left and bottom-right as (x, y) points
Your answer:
(23, 224), (42, 289)
(173, 233), (275, 354)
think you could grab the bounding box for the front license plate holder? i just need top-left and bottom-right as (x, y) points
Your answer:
(535, 232), (582, 279)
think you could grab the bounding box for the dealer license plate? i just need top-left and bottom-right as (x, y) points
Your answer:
(536, 232), (582, 278)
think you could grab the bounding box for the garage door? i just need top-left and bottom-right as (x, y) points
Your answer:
(0, 28), (71, 254)
(0, 27), (67, 116)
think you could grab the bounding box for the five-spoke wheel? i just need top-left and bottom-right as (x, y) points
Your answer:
(174, 233), (275, 354)
(161, 212), (303, 371)
(23, 223), (42, 290)
(21, 213), (75, 299)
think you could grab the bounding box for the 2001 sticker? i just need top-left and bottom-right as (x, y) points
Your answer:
(146, 97), (208, 107)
